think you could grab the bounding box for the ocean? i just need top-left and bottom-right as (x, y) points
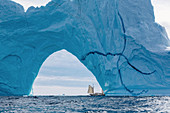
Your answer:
(0, 96), (170, 112)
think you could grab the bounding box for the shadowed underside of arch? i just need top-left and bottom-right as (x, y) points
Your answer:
(0, 0), (169, 96)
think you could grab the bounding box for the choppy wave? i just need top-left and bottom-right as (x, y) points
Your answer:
(0, 96), (170, 112)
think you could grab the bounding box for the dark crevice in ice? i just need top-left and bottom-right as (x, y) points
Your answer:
(81, 51), (122, 61)
(81, 51), (154, 95)
(120, 54), (156, 75)
(81, 51), (155, 75)
(81, 11), (156, 95)
(117, 11), (154, 95)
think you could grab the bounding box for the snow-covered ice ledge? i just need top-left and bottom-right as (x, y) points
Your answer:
(0, 0), (169, 96)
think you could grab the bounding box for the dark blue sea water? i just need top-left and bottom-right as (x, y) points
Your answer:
(0, 96), (170, 112)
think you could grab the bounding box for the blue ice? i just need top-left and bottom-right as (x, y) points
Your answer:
(0, 0), (169, 96)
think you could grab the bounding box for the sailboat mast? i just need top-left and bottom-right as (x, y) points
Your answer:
(93, 84), (94, 94)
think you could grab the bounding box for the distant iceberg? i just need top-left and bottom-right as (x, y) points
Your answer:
(0, 0), (169, 96)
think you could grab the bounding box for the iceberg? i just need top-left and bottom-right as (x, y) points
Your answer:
(0, 0), (169, 96)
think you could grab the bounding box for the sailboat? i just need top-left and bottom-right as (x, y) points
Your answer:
(87, 85), (105, 96)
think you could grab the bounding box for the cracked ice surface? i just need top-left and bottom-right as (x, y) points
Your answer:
(0, 0), (169, 96)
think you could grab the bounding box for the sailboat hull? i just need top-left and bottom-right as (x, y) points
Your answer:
(90, 93), (105, 96)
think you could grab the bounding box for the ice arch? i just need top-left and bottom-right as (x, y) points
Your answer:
(0, 0), (169, 96)
(33, 50), (101, 96)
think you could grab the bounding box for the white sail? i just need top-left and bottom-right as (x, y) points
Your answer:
(102, 89), (104, 94)
(88, 85), (94, 94)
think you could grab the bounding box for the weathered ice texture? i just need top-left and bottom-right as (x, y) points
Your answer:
(0, 0), (169, 96)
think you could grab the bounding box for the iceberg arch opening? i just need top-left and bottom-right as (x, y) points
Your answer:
(32, 49), (101, 96)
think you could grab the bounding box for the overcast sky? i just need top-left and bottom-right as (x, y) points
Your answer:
(151, 0), (170, 37)
(12, 0), (170, 95)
